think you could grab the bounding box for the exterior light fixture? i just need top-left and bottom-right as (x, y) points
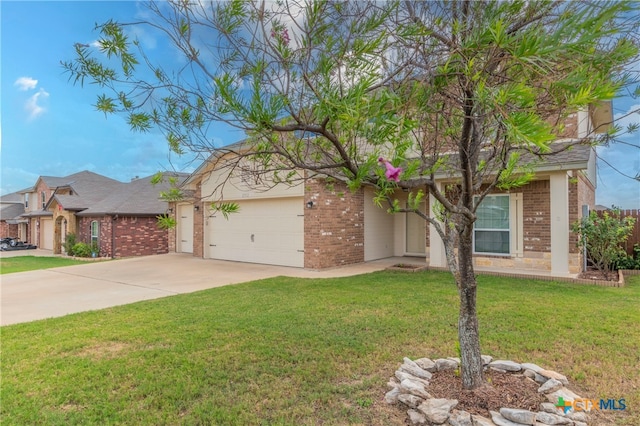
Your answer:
(194, 205), (200, 211)
(306, 201), (314, 209)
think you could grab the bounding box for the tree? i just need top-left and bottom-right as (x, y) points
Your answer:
(63, 0), (639, 390)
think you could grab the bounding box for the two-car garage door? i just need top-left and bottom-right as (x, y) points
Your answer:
(207, 198), (304, 268)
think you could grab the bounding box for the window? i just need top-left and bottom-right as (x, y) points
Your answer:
(90, 221), (99, 246)
(24, 193), (28, 209)
(474, 195), (510, 255)
(41, 191), (46, 209)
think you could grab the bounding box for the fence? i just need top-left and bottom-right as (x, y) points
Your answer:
(596, 209), (640, 256)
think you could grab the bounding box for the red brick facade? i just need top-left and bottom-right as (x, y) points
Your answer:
(193, 183), (205, 258)
(77, 216), (168, 258)
(0, 222), (18, 238)
(521, 179), (551, 253)
(304, 178), (365, 269)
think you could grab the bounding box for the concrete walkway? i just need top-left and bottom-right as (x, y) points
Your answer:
(0, 252), (414, 326)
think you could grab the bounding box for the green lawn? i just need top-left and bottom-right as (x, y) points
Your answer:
(0, 256), (98, 274)
(1, 271), (638, 425)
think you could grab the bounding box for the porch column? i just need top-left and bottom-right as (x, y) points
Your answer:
(550, 172), (570, 276)
(429, 184), (447, 268)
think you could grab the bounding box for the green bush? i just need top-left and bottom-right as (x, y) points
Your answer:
(614, 244), (640, 270)
(572, 210), (636, 280)
(63, 233), (77, 256)
(71, 242), (92, 258)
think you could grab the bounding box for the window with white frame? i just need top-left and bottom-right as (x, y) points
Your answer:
(90, 221), (99, 246)
(41, 191), (46, 209)
(474, 195), (510, 255)
(24, 193), (29, 208)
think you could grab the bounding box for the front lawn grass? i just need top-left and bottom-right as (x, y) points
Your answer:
(1, 271), (638, 425)
(0, 256), (96, 274)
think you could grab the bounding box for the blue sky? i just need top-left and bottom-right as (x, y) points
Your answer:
(1, 1), (639, 208)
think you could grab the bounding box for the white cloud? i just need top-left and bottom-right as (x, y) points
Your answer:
(25, 88), (50, 120)
(613, 103), (640, 130)
(14, 76), (38, 91)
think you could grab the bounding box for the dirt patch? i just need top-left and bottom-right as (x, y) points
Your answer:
(426, 369), (546, 418)
(75, 342), (130, 360)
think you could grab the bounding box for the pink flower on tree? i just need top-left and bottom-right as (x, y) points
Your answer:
(270, 27), (290, 46)
(378, 157), (402, 182)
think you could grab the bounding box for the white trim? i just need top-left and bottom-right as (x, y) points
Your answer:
(550, 172), (570, 275)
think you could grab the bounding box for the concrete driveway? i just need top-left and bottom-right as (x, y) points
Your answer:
(1, 252), (414, 326)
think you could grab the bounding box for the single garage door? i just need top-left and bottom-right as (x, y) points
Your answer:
(40, 218), (54, 250)
(208, 198), (304, 267)
(177, 204), (194, 253)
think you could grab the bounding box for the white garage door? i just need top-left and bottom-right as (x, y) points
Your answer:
(40, 218), (54, 250)
(208, 198), (304, 267)
(177, 204), (194, 253)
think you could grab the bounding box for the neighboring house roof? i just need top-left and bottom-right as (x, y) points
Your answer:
(0, 191), (26, 223)
(0, 191), (24, 204)
(0, 203), (26, 222)
(75, 173), (189, 216)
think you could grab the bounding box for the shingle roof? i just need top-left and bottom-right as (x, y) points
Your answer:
(0, 203), (25, 221)
(75, 172), (189, 216)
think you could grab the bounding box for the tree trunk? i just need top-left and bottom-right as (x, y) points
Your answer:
(456, 225), (484, 389)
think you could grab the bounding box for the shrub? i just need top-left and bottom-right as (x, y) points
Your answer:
(63, 233), (77, 256)
(71, 242), (92, 258)
(614, 244), (640, 270)
(572, 210), (636, 280)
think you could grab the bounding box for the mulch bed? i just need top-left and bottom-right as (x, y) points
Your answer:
(426, 369), (546, 418)
(577, 267), (619, 281)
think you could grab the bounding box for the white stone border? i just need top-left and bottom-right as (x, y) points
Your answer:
(385, 356), (590, 426)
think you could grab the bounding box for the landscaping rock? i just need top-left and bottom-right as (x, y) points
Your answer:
(415, 357), (437, 372)
(398, 394), (425, 409)
(537, 369), (569, 385)
(538, 403), (560, 414)
(408, 408), (428, 425)
(537, 378), (563, 394)
(534, 373), (548, 384)
(566, 411), (588, 422)
(401, 357), (434, 380)
(481, 355), (493, 365)
(418, 398), (458, 424)
(520, 363), (544, 373)
(396, 370), (430, 387)
(545, 388), (581, 404)
(472, 414), (496, 426)
(400, 378), (432, 399)
(488, 360), (522, 372)
(523, 369), (537, 380)
(448, 409), (473, 426)
(447, 357), (461, 365)
(500, 408), (536, 425)
(490, 411), (526, 426)
(384, 386), (401, 404)
(535, 411), (572, 425)
(435, 358), (459, 371)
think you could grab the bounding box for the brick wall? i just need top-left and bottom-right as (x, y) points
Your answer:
(521, 179), (551, 253)
(0, 222), (18, 238)
(304, 178), (365, 269)
(78, 216), (168, 258)
(193, 183), (204, 258)
(168, 202), (177, 253)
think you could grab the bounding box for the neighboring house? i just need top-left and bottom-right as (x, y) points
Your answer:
(18, 170), (183, 258)
(0, 191), (27, 239)
(170, 107), (610, 276)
